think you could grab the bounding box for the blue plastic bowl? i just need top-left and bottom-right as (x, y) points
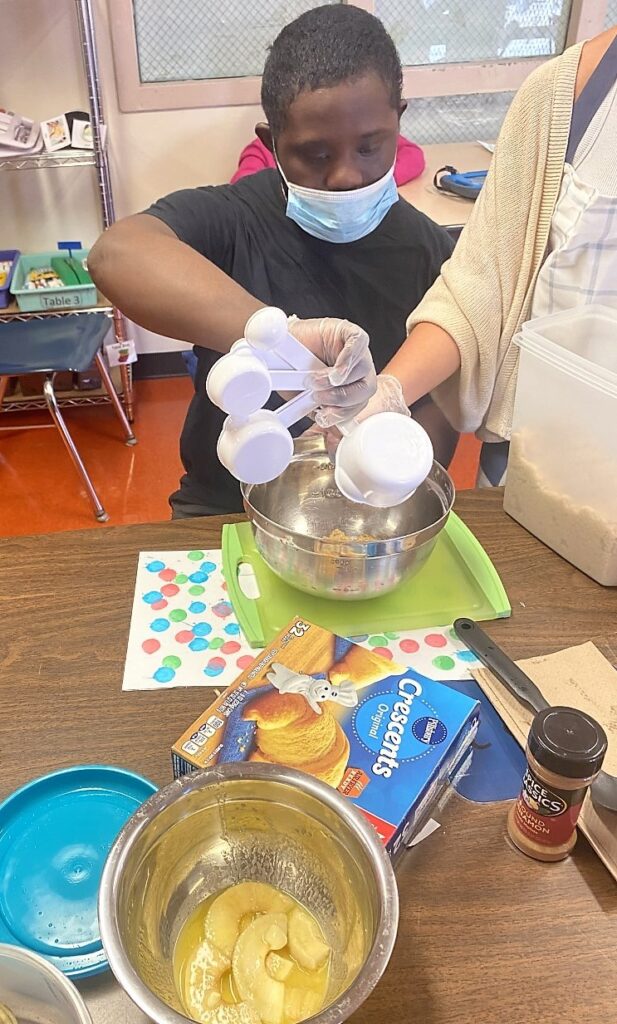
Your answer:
(0, 765), (157, 978)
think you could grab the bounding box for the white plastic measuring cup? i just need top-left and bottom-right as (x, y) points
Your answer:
(217, 391), (317, 485)
(206, 345), (308, 418)
(209, 307), (435, 504)
(244, 306), (325, 372)
(208, 308), (323, 483)
(335, 413), (434, 507)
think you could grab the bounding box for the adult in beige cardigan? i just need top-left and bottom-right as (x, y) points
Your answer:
(304, 28), (615, 470)
(378, 29), (617, 447)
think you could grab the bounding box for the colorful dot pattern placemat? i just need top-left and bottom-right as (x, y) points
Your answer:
(123, 552), (482, 690)
(350, 626), (481, 680)
(122, 551), (256, 690)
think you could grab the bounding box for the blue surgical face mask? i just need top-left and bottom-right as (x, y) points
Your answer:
(276, 159), (398, 244)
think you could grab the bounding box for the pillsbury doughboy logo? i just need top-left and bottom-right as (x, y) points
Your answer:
(352, 675), (447, 779)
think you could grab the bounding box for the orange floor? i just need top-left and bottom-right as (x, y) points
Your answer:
(0, 377), (481, 537)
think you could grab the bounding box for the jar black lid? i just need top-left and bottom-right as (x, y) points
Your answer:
(529, 706), (608, 778)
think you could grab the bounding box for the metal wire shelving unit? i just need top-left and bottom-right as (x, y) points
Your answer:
(0, 0), (135, 420)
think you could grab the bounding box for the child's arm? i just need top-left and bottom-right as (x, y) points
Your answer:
(230, 139), (274, 184)
(394, 135), (426, 186)
(370, 58), (563, 435)
(384, 322), (461, 407)
(88, 213), (263, 353)
(88, 205), (376, 406)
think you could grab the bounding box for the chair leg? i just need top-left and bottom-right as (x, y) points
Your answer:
(111, 307), (136, 421)
(43, 374), (109, 523)
(95, 351), (137, 446)
(119, 362), (134, 423)
(0, 376), (11, 409)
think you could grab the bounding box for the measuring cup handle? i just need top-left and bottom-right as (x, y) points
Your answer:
(336, 417), (358, 437)
(269, 369), (308, 391)
(245, 307), (327, 373)
(276, 391), (318, 428)
(277, 332), (326, 373)
(259, 347), (297, 371)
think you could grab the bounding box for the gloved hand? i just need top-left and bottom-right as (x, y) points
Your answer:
(288, 316), (377, 425)
(355, 373), (410, 422)
(300, 422), (342, 462)
(302, 374), (410, 455)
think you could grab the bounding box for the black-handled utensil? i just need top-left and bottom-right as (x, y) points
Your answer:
(454, 619), (549, 712)
(454, 618), (617, 814)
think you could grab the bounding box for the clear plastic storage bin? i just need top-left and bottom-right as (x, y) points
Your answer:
(504, 304), (617, 587)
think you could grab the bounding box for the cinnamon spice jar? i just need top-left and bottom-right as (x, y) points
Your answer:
(508, 706), (607, 862)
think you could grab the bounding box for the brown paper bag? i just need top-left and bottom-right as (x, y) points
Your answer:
(474, 639), (617, 880)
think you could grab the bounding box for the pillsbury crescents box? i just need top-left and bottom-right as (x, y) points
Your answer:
(172, 617), (480, 859)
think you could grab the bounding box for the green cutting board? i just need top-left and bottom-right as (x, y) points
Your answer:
(223, 515), (510, 648)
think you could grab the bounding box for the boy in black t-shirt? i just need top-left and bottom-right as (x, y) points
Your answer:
(89, 5), (456, 516)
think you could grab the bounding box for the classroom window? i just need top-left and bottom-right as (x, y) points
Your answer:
(401, 91), (515, 146)
(376, 0), (571, 66)
(606, 0), (617, 27)
(109, 0), (599, 112)
(132, 0), (340, 83)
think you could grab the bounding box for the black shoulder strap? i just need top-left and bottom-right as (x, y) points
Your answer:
(566, 34), (617, 164)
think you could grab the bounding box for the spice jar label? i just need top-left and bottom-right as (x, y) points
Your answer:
(513, 766), (586, 846)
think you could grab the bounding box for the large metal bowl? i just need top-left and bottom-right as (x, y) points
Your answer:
(242, 437), (455, 600)
(98, 763), (398, 1024)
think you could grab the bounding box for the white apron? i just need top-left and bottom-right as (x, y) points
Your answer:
(531, 163), (617, 320)
(478, 51), (617, 488)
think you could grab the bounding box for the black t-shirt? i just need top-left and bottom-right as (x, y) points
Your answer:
(145, 169), (453, 514)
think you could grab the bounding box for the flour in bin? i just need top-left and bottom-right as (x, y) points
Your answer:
(505, 434), (617, 586)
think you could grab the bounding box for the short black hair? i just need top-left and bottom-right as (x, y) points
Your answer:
(261, 4), (403, 137)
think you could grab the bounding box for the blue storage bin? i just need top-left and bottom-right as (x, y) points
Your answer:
(0, 249), (20, 308)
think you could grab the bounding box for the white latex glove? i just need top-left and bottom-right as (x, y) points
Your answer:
(302, 374), (410, 456)
(301, 422), (341, 462)
(288, 316), (377, 425)
(356, 374), (410, 420)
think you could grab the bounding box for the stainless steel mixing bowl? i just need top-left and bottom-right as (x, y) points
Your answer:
(242, 437), (455, 600)
(99, 762), (398, 1024)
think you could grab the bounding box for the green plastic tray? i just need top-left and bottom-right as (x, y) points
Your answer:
(12, 250), (97, 313)
(223, 514), (510, 648)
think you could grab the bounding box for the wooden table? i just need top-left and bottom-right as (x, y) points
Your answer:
(399, 142), (492, 226)
(1, 489), (616, 1024)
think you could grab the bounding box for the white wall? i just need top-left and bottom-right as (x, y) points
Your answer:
(2, 0), (261, 354)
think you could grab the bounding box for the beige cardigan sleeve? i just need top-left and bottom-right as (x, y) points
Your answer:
(406, 48), (579, 439)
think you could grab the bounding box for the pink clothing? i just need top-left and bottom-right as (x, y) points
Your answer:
(230, 134), (425, 187)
